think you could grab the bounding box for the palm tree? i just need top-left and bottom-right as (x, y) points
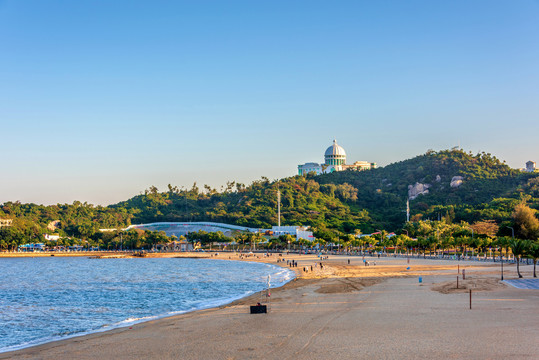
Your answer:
(362, 236), (376, 254)
(313, 238), (326, 251)
(251, 232), (263, 251)
(527, 243), (539, 278)
(345, 234), (356, 252)
(427, 236), (438, 257)
(509, 239), (529, 278)
(416, 237), (430, 258)
(297, 237), (307, 251)
(350, 238), (361, 252)
(461, 236), (473, 259)
(440, 237), (452, 258)
(497, 236), (512, 260)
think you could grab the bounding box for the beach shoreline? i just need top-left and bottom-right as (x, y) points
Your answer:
(0, 252), (299, 354)
(1, 253), (538, 359)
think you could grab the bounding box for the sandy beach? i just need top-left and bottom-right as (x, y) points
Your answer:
(1, 253), (538, 359)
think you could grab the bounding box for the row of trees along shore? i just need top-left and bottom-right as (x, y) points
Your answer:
(2, 149), (539, 234)
(1, 149), (538, 277)
(2, 198), (539, 277)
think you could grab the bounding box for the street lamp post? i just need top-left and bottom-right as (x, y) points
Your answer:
(503, 226), (514, 270)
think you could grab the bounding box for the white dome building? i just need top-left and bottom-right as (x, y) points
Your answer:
(324, 139), (346, 166)
(297, 140), (376, 176)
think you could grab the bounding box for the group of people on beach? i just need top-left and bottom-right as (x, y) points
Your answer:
(287, 260), (298, 267)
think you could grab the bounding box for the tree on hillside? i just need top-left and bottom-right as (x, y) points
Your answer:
(471, 220), (499, 238)
(334, 183), (358, 201)
(512, 203), (539, 240)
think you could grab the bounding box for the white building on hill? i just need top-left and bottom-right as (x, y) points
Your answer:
(298, 140), (376, 175)
(44, 234), (61, 241)
(0, 219), (13, 227)
(525, 161), (536, 173)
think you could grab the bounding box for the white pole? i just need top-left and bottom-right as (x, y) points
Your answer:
(277, 189), (281, 228)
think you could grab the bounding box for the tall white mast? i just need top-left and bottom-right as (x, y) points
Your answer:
(277, 189), (281, 227)
(406, 199), (410, 223)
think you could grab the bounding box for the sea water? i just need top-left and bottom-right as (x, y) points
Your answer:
(0, 256), (294, 353)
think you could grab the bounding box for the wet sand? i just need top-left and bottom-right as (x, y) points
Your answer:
(2, 253), (538, 359)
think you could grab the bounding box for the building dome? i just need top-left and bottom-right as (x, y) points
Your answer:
(324, 139), (346, 166)
(324, 139), (346, 157)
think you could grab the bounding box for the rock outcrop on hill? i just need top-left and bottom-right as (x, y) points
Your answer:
(408, 182), (430, 200)
(450, 176), (464, 188)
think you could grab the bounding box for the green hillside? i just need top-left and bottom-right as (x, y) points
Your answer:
(2, 148), (538, 250)
(317, 149), (535, 230)
(113, 149), (538, 232)
(113, 176), (371, 233)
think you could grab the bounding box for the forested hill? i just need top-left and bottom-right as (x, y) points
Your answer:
(112, 177), (370, 233)
(2, 149), (538, 241)
(317, 149), (536, 230)
(113, 149), (539, 232)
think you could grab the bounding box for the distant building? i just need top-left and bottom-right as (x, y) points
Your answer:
(44, 234), (61, 241)
(297, 162), (323, 176)
(298, 140), (376, 175)
(525, 161), (536, 173)
(18, 243), (46, 252)
(271, 226), (314, 241)
(167, 240), (193, 252)
(126, 222), (258, 237)
(0, 219), (13, 228)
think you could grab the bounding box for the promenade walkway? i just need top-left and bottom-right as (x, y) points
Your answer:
(504, 279), (539, 290)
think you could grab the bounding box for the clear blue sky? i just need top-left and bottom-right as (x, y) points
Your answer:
(1, 0), (538, 205)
